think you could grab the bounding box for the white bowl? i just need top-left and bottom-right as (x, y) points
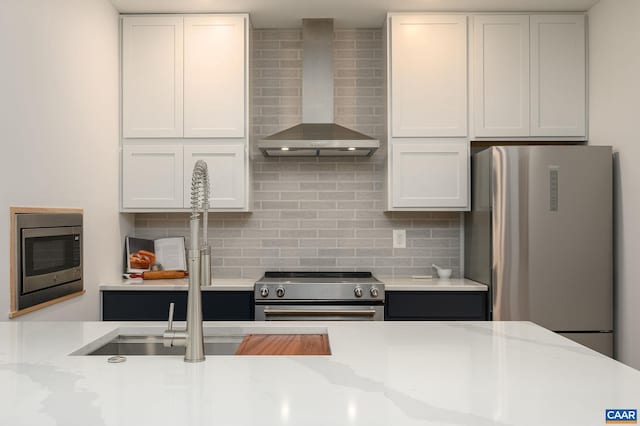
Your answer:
(437, 269), (452, 279)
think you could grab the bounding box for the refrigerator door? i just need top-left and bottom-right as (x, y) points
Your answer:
(491, 146), (613, 332)
(465, 149), (492, 285)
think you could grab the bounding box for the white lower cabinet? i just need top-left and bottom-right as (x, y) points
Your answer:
(122, 144), (247, 211)
(388, 140), (469, 210)
(122, 145), (184, 208)
(183, 145), (246, 209)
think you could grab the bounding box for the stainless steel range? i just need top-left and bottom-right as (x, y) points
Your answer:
(254, 272), (385, 321)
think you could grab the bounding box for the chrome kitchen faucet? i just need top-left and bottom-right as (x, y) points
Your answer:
(163, 160), (210, 362)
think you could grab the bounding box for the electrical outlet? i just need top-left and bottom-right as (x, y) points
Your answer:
(393, 229), (406, 249)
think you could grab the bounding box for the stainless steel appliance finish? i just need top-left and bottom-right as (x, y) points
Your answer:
(15, 213), (83, 310)
(258, 19), (379, 157)
(86, 335), (243, 356)
(162, 160), (209, 363)
(465, 146), (613, 356)
(255, 272), (385, 321)
(259, 123), (379, 157)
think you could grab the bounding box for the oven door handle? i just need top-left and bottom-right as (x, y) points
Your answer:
(262, 308), (377, 317)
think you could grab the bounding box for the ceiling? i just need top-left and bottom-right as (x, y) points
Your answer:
(110, 0), (600, 28)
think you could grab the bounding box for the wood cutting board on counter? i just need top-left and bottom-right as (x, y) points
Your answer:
(234, 334), (331, 355)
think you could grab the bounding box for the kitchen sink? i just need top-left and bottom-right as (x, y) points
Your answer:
(70, 325), (329, 357)
(85, 335), (243, 356)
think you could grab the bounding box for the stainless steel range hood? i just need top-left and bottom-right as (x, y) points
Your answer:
(258, 19), (379, 157)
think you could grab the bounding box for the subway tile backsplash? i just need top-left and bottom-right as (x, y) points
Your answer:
(133, 28), (463, 279)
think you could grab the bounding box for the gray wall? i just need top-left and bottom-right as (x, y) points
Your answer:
(134, 28), (463, 279)
(0, 0), (130, 320)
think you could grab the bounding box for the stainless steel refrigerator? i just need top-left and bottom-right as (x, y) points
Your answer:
(465, 146), (613, 356)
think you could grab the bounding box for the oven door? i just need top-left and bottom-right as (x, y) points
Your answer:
(21, 227), (82, 294)
(256, 304), (384, 321)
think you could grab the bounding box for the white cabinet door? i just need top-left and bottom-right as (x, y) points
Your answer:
(184, 15), (246, 138)
(122, 145), (184, 208)
(391, 140), (469, 209)
(530, 15), (586, 137)
(390, 15), (468, 137)
(122, 16), (183, 138)
(183, 144), (246, 209)
(473, 15), (530, 137)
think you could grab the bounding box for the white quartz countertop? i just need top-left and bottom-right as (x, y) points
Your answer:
(382, 277), (488, 291)
(100, 278), (256, 291)
(100, 277), (488, 292)
(1, 321), (638, 426)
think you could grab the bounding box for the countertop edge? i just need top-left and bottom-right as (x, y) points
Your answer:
(99, 278), (256, 291)
(380, 278), (489, 292)
(99, 277), (488, 292)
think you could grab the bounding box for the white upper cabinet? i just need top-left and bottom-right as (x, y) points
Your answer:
(122, 16), (184, 138)
(122, 14), (247, 139)
(390, 15), (468, 137)
(183, 145), (246, 209)
(473, 15), (530, 137)
(390, 140), (469, 209)
(386, 14), (470, 211)
(471, 14), (586, 139)
(122, 145), (184, 208)
(120, 14), (250, 212)
(530, 15), (586, 137)
(123, 143), (247, 210)
(184, 16), (246, 138)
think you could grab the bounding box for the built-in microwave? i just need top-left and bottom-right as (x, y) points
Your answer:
(15, 213), (83, 310)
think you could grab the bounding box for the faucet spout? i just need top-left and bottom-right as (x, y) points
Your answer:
(163, 160), (210, 362)
(185, 236), (205, 362)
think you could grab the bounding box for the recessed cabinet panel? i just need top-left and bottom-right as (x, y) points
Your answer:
(122, 145), (184, 208)
(390, 15), (468, 137)
(471, 14), (586, 139)
(473, 16), (530, 137)
(184, 145), (246, 209)
(391, 141), (469, 209)
(122, 17), (183, 138)
(184, 16), (246, 138)
(385, 291), (488, 321)
(102, 291), (254, 321)
(530, 15), (586, 137)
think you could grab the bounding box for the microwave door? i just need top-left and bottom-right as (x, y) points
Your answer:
(21, 227), (82, 294)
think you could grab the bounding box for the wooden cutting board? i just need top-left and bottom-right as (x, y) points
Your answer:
(234, 334), (331, 355)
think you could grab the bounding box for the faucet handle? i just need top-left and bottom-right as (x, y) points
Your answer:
(163, 302), (186, 348)
(167, 302), (175, 331)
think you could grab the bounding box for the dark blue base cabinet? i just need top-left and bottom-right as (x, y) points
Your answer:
(385, 291), (488, 321)
(102, 291), (254, 321)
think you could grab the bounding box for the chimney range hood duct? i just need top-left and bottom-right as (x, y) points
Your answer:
(258, 19), (380, 157)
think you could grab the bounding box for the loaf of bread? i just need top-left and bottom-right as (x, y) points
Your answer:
(129, 250), (156, 269)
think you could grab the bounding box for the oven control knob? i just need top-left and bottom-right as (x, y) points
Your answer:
(260, 287), (269, 298)
(370, 287), (379, 298)
(276, 287), (285, 298)
(354, 287), (363, 298)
